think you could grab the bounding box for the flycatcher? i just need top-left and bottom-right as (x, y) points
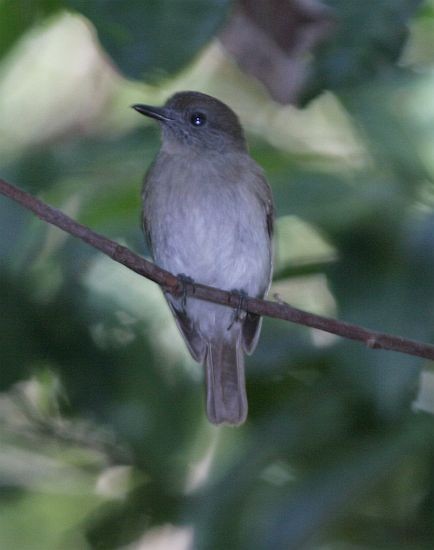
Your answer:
(133, 91), (274, 425)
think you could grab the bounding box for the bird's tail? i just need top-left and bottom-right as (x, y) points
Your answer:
(204, 333), (247, 426)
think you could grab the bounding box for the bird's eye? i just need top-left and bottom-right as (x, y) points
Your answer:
(190, 112), (207, 127)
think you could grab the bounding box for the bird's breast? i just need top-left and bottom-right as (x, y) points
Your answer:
(144, 154), (271, 295)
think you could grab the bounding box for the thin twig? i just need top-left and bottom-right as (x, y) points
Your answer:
(1, 177), (434, 361)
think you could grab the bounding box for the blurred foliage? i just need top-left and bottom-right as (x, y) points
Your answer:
(2, 1), (434, 550)
(303, 0), (424, 102)
(0, 0), (59, 59)
(66, 0), (233, 80)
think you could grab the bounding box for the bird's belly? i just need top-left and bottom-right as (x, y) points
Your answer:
(153, 200), (270, 297)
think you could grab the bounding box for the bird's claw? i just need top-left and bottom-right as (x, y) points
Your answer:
(227, 289), (248, 330)
(176, 273), (195, 313)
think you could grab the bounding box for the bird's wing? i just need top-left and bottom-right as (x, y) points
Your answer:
(165, 293), (206, 363)
(141, 169), (154, 252)
(242, 171), (274, 354)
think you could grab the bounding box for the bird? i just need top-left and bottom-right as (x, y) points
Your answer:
(133, 91), (274, 426)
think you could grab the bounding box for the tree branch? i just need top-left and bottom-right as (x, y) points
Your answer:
(1, 177), (434, 362)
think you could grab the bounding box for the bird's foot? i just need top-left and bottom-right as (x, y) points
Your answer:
(227, 289), (248, 330)
(176, 274), (196, 313)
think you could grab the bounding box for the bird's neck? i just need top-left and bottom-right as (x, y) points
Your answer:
(160, 136), (246, 157)
(157, 147), (249, 171)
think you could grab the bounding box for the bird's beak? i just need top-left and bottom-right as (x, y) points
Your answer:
(131, 104), (173, 122)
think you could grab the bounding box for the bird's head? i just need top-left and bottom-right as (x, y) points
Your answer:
(132, 91), (247, 154)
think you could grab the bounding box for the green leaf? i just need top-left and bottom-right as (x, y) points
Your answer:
(65, 0), (233, 79)
(250, 424), (431, 549)
(0, 0), (60, 60)
(303, 0), (424, 102)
